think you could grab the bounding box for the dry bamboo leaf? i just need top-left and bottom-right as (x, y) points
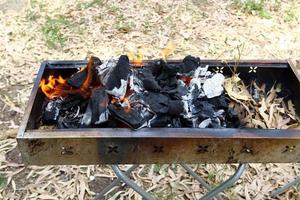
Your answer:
(224, 74), (252, 101)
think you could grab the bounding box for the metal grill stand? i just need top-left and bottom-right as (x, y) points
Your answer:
(94, 164), (247, 200)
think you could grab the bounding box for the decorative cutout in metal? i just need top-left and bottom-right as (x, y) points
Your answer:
(107, 144), (119, 154)
(153, 145), (164, 153)
(197, 145), (209, 153)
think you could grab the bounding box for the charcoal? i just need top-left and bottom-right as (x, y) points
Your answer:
(67, 56), (102, 88)
(143, 92), (169, 114)
(67, 69), (87, 88)
(96, 59), (117, 86)
(108, 104), (154, 129)
(181, 55), (201, 73)
(168, 100), (184, 115)
(148, 59), (165, 76)
(192, 100), (215, 119)
(105, 55), (130, 97)
(57, 105), (84, 129)
(150, 116), (170, 127)
(61, 94), (86, 111)
(208, 95), (228, 109)
(42, 98), (62, 124)
(81, 88), (109, 126)
(137, 68), (161, 92)
(167, 81), (188, 100)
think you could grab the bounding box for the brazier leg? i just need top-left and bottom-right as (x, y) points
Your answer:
(93, 165), (139, 200)
(181, 164), (223, 200)
(270, 176), (300, 198)
(200, 164), (247, 200)
(111, 165), (155, 200)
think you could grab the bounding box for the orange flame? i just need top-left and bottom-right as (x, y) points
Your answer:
(39, 57), (98, 100)
(128, 49), (143, 67)
(39, 75), (70, 99)
(111, 96), (131, 113)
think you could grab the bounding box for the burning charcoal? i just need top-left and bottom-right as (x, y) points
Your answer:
(108, 104), (154, 129)
(67, 56), (102, 88)
(203, 73), (225, 98)
(137, 68), (161, 92)
(67, 69), (87, 88)
(81, 88), (109, 127)
(105, 55), (130, 97)
(181, 55), (201, 73)
(42, 98), (62, 124)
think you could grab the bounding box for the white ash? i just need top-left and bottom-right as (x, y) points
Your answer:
(96, 59), (117, 86)
(199, 118), (212, 128)
(94, 110), (109, 125)
(105, 79), (128, 97)
(203, 73), (225, 98)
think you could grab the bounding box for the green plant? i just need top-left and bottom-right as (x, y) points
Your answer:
(233, 0), (271, 19)
(284, 8), (298, 22)
(40, 15), (72, 48)
(0, 175), (6, 189)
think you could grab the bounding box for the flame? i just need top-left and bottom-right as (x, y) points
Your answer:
(161, 41), (175, 60)
(111, 96), (131, 113)
(128, 49), (143, 67)
(39, 56), (97, 100)
(39, 75), (70, 99)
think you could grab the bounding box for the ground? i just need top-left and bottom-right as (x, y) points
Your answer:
(0, 0), (300, 199)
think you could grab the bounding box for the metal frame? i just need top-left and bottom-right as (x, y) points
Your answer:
(94, 164), (247, 200)
(17, 59), (300, 165)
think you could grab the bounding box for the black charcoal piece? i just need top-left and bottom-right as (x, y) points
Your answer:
(137, 68), (161, 92)
(61, 94), (86, 111)
(143, 92), (169, 114)
(182, 55), (201, 73)
(208, 95), (228, 109)
(168, 100), (184, 115)
(108, 104), (153, 129)
(150, 116), (171, 127)
(81, 88), (109, 126)
(192, 100), (216, 119)
(67, 56), (102, 88)
(67, 69), (87, 88)
(148, 59), (165, 76)
(42, 98), (62, 124)
(105, 55), (130, 97)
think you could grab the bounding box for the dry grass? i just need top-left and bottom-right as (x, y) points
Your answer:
(0, 0), (300, 199)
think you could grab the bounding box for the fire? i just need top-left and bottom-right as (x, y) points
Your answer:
(39, 75), (70, 99)
(39, 57), (98, 100)
(111, 96), (131, 113)
(128, 49), (143, 67)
